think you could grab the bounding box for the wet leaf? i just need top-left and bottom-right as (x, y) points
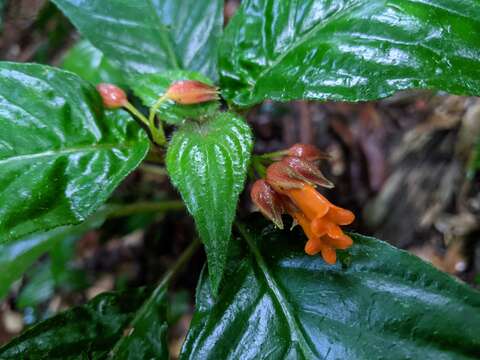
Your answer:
(181, 220), (480, 359)
(166, 112), (253, 293)
(109, 286), (169, 360)
(62, 40), (125, 86)
(0, 288), (169, 359)
(221, 0), (480, 106)
(52, 0), (223, 81)
(0, 62), (149, 243)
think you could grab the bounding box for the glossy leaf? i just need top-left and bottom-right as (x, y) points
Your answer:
(0, 288), (165, 359)
(0, 62), (150, 243)
(181, 220), (480, 359)
(62, 40), (125, 86)
(166, 112), (253, 293)
(220, 0), (480, 107)
(131, 70), (219, 125)
(52, 0), (223, 81)
(0, 209), (107, 300)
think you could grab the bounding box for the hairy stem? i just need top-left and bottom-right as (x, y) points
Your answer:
(255, 150), (287, 161)
(148, 95), (168, 145)
(123, 101), (149, 127)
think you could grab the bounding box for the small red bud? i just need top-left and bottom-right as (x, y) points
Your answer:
(250, 179), (285, 229)
(96, 83), (127, 109)
(287, 143), (330, 161)
(165, 80), (218, 105)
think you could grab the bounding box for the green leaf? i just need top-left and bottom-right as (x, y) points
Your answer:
(62, 40), (125, 86)
(0, 62), (149, 243)
(131, 70), (219, 125)
(220, 0), (480, 107)
(166, 112), (253, 293)
(109, 286), (169, 360)
(17, 264), (55, 310)
(52, 0), (224, 81)
(0, 209), (107, 300)
(0, 288), (168, 359)
(49, 234), (88, 292)
(181, 220), (480, 359)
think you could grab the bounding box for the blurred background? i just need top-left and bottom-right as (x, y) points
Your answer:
(1, 0), (479, 357)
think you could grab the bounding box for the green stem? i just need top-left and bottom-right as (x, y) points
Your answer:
(157, 237), (201, 289)
(123, 101), (149, 127)
(147, 95), (168, 146)
(107, 201), (184, 219)
(109, 237), (201, 357)
(255, 150), (287, 161)
(252, 158), (267, 178)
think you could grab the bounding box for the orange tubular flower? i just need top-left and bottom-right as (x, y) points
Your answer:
(254, 145), (355, 264)
(283, 184), (354, 264)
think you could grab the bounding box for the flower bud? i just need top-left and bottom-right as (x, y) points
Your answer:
(96, 83), (127, 109)
(288, 144), (330, 161)
(250, 179), (285, 229)
(282, 156), (333, 189)
(165, 80), (218, 105)
(265, 161), (306, 192)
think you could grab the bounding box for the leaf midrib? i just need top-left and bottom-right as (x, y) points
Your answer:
(254, 1), (363, 87)
(236, 222), (316, 359)
(0, 142), (138, 166)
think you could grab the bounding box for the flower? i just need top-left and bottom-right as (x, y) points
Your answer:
(251, 144), (355, 264)
(165, 80), (219, 105)
(284, 185), (354, 264)
(96, 83), (127, 109)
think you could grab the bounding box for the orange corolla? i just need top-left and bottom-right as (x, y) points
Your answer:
(251, 144), (355, 264)
(284, 185), (354, 264)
